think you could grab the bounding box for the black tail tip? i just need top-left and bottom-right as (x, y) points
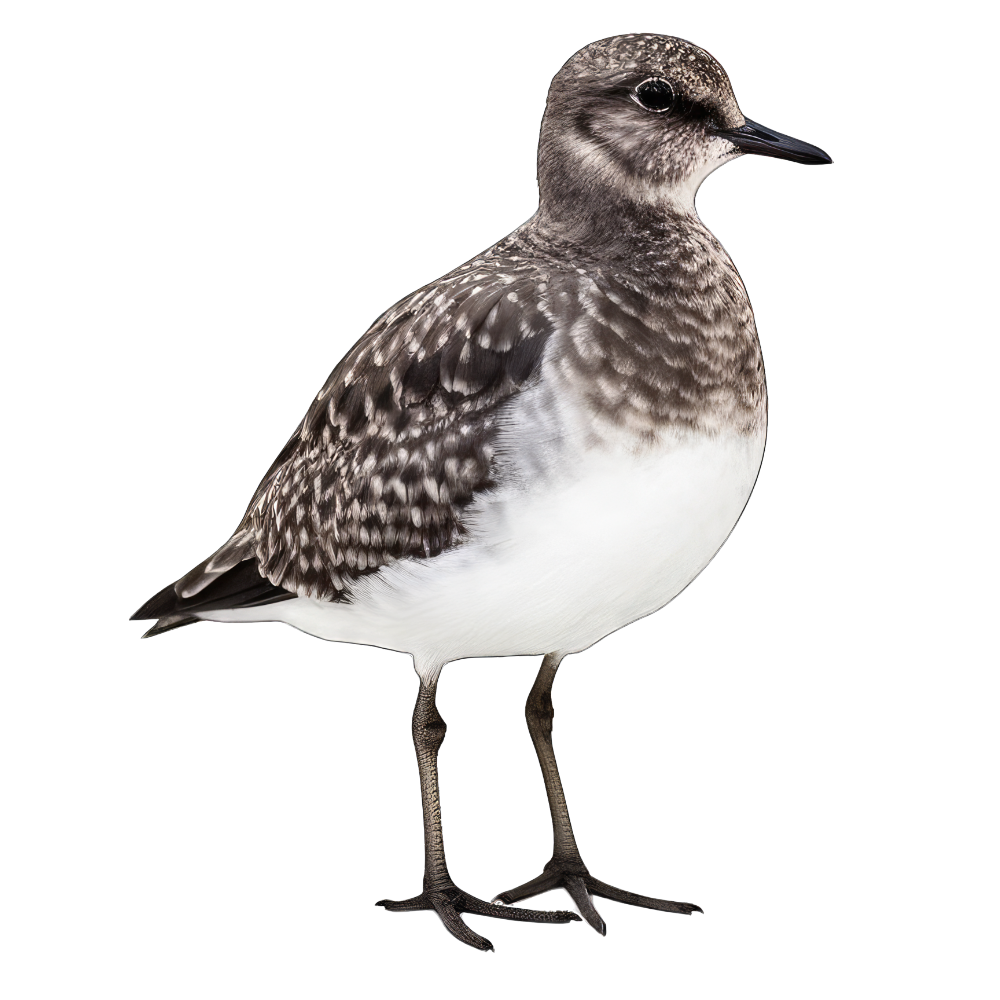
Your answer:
(140, 615), (200, 638)
(131, 581), (182, 621)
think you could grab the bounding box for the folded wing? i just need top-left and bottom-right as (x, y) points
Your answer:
(132, 244), (559, 630)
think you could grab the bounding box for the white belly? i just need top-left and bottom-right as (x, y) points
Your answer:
(203, 430), (765, 675)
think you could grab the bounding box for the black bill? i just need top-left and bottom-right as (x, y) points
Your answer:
(716, 118), (832, 165)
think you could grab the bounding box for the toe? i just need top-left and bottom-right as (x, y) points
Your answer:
(430, 897), (495, 951)
(466, 895), (581, 923)
(491, 869), (561, 906)
(587, 877), (701, 915)
(375, 894), (431, 912)
(564, 876), (606, 935)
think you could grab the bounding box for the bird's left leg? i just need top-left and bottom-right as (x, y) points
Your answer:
(376, 669), (580, 951)
(492, 653), (701, 934)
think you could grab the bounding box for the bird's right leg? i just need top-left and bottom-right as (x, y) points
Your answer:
(492, 653), (701, 934)
(376, 669), (579, 951)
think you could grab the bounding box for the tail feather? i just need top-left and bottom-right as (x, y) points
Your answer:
(141, 614), (201, 638)
(132, 548), (295, 637)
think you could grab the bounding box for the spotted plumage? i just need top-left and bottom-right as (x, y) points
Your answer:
(132, 33), (830, 948)
(140, 209), (763, 616)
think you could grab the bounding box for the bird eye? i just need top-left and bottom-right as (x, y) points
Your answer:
(633, 78), (675, 113)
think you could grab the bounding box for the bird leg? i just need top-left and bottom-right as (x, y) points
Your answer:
(377, 672), (580, 951)
(492, 653), (701, 934)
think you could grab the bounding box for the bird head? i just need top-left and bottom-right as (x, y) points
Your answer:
(537, 34), (831, 233)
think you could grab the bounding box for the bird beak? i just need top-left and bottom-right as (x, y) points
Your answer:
(716, 118), (832, 165)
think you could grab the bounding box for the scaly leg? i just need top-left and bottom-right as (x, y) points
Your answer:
(492, 654), (701, 934)
(377, 670), (580, 950)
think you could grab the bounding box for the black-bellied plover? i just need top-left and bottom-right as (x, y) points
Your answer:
(133, 33), (831, 950)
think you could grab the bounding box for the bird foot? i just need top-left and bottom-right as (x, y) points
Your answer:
(492, 857), (702, 935)
(376, 880), (580, 951)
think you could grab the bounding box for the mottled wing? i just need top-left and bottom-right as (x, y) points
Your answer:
(236, 257), (556, 601)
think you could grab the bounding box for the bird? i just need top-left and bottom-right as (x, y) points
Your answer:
(132, 33), (831, 951)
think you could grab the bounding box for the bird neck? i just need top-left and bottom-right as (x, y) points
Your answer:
(535, 184), (701, 259)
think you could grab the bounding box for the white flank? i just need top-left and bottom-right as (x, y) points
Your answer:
(201, 410), (765, 680)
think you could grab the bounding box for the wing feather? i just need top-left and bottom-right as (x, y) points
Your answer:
(234, 249), (558, 601)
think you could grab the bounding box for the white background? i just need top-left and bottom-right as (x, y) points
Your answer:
(1, 1), (996, 997)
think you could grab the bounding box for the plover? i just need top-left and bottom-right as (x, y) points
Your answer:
(133, 33), (831, 950)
